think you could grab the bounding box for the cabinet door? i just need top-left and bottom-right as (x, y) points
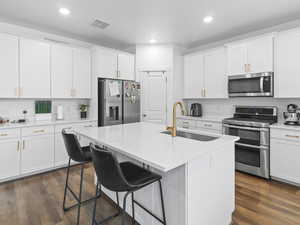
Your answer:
(21, 135), (54, 174)
(73, 48), (91, 98)
(184, 53), (204, 98)
(247, 36), (273, 73)
(275, 30), (300, 98)
(93, 48), (118, 78)
(271, 139), (300, 184)
(20, 38), (51, 98)
(0, 139), (20, 179)
(204, 48), (227, 98)
(51, 44), (73, 98)
(54, 133), (69, 167)
(118, 53), (135, 80)
(227, 43), (247, 76)
(0, 33), (19, 98)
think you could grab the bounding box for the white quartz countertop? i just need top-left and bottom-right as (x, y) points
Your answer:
(73, 122), (239, 172)
(271, 122), (300, 131)
(0, 119), (97, 129)
(177, 115), (225, 123)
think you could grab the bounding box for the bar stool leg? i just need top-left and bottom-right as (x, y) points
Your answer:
(76, 164), (85, 225)
(122, 192), (131, 225)
(158, 180), (167, 225)
(131, 192), (135, 225)
(63, 158), (71, 211)
(92, 183), (100, 225)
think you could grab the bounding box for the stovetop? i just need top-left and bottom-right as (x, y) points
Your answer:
(223, 117), (276, 128)
(223, 106), (278, 128)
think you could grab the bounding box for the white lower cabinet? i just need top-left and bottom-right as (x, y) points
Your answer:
(21, 130), (54, 174)
(0, 121), (97, 182)
(54, 133), (69, 167)
(54, 124), (72, 167)
(177, 118), (222, 134)
(54, 121), (97, 167)
(0, 139), (20, 180)
(271, 128), (300, 185)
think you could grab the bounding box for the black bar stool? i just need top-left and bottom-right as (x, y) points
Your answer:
(61, 129), (100, 225)
(90, 144), (167, 225)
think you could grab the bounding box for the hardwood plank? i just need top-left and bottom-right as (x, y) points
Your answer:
(0, 166), (300, 225)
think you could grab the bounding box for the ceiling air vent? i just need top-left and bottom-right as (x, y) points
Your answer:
(91, 19), (110, 29)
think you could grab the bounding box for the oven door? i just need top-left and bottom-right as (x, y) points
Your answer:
(223, 124), (270, 178)
(228, 73), (273, 97)
(235, 143), (270, 178)
(223, 124), (269, 147)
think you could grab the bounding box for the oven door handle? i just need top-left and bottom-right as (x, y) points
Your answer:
(236, 142), (269, 150)
(223, 124), (268, 131)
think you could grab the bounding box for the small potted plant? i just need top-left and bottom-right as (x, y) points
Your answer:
(79, 104), (88, 119)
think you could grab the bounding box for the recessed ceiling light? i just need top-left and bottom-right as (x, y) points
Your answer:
(59, 8), (71, 16)
(203, 16), (214, 24)
(150, 39), (157, 44)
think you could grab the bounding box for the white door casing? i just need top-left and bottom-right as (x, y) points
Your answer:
(141, 71), (167, 124)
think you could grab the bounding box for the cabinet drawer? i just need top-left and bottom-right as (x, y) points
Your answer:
(0, 128), (20, 140)
(22, 126), (54, 137)
(197, 121), (222, 131)
(271, 128), (300, 142)
(177, 119), (197, 129)
(78, 121), (97, 128)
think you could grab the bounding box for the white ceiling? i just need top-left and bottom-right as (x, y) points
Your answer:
(0, 0), (300, 50)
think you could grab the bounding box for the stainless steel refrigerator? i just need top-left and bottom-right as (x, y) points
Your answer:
(98, 78), (141, 126)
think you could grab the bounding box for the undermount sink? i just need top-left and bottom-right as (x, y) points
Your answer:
(161, 130), (219, 141)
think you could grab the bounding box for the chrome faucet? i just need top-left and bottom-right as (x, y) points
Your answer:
(166, 102), (186, 137)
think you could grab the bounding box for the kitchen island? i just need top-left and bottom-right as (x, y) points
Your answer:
(73, 122), (239, 225)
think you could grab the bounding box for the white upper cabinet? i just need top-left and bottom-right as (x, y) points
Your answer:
(0, 33), (19, 98)
(94, 48), (118, 79)
(227, 34), (274, 75)
(20, 38), (51, 98)
(51, 44), (73, 98)
(73, 48), (91, 98)
(275, 28), (300, 98)
(247, 36), (273, 73)
(184, 48), (227, 99)
(204, 48), (227, 98)
(93, 47), (135, 80)
(184, 53), (204, 98)
(117, 53), (135, 80)
(227, 43), (247, 76)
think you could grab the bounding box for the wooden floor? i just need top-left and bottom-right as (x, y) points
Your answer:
(1, 165), (300, 225)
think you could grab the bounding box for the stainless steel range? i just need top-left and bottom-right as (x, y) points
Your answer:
(223, 106), (278, 179)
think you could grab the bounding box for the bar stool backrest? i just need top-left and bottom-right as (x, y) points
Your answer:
(90, 144), (132, 192)
(62, 129), (87, 162)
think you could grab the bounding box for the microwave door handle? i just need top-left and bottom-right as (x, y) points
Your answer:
(260, 77), (264, 93)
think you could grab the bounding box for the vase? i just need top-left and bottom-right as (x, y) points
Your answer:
(80, 111), (87, 119)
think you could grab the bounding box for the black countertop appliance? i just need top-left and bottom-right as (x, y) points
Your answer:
(190, 103), (202, 117)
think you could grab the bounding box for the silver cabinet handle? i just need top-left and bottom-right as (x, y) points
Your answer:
(204, 123), (212, 127)
(17, 141), (20, 152)
(0, 133), (8, 137)
(23, 140), (25, 150)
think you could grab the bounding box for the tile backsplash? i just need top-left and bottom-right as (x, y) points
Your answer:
(184, 98), (300, 121)
(0, 99), (90, 121)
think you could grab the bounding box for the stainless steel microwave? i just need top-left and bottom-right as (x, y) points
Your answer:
(228, 72), (273, 97)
